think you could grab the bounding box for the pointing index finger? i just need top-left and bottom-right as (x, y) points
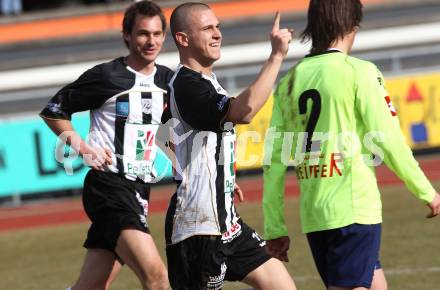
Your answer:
(272, 11), (280, 33)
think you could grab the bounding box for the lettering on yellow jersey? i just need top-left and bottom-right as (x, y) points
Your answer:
(295, 153), (343, 180)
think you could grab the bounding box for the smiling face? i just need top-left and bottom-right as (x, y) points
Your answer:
(186, 8), (222, 65)
(124, 14), (165, 66)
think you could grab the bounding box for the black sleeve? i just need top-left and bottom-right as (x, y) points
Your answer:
(40, 64), (108, 120)
(161, 106), (172, 124)
(174, 77), (230, 132)
(156, 65), (174, 124)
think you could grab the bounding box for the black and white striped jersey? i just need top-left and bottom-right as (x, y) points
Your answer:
(165, 64), (241, 245)
(40, 57), (173, 183)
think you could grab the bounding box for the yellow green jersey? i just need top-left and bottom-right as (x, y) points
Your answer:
(263, 51), (436, 237)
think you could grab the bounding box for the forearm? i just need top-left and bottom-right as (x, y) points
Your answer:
(226, 54), (283, 124)
(263, 164), (288, 239)
(263, 122), (289, 238)
(382, 140), (436, 203)
(41, 117), (91, 156)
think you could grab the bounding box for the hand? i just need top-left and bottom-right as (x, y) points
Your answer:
(270, 11), (294, 59)
(266, 236), (290, 262)
(82, 147), (112, 171)
(426, 192), (440, 218)
(234, 183), (244, 202)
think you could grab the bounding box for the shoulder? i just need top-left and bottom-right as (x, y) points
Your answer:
(94, 57), (125, 75)
(345, 56), (385, 88)
(78, 62), (104, 80)
(275, 67), (296, 99)
(156, 63), (174, 75)
(156, 64), (174, 80)
(173, 66), (213, 92)
(345, 56), (378, 75)
(280, 67), (296, 84)
(154, 64), (174, 91)
(80, 57), (129, 82)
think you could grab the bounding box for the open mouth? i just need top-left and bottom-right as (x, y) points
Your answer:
(143, 48), (156, 54)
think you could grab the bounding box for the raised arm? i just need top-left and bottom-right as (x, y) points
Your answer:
(225, 12), (293, 124)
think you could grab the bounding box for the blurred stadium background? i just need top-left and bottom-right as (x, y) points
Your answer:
(1, 0), (440, 289)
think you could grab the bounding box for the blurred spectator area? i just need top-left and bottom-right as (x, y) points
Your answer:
(12, 1), (132, 12)
(2, 0), (221, 15)
(1, 0), (440, 73)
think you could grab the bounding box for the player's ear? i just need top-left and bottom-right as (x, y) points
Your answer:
(123, 32), (131, 46)
(175, 32), (189, 47)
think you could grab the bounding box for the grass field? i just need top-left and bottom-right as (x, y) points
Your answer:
(1, 180), (440, 290)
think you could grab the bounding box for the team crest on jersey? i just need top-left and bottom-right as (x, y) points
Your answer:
(141, 99), (152, 114)
(385, 96), (397, 117)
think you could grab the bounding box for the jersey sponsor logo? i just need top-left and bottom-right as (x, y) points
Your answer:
(135, 130), (155, 161)
(223, 133), (236, 193)
(123, 124), (159, 181)
(221, 221), (242, 243)
(116, 101), (129, 117)
(126, 162), (153, 177)
(295, 153), (343, 180)
(385, 96), (397, 116)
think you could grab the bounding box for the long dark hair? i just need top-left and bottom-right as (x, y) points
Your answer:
(301, 0), (363, 55)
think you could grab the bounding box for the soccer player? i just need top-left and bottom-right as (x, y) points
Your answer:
(39, 1), (173, 290)
(164, 2), (296, 290)
(263, 0), (440, 290)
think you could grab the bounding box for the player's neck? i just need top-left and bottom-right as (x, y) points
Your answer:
(328, 41), (350, 54)
(125, 55), (156, 76)
(329, 31), (356, 55)
(181, 56), (213, 76)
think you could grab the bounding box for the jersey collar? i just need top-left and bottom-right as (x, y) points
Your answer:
(305, 50), (342, 58)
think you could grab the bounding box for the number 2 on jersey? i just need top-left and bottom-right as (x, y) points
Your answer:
(298, 89), (321, 153)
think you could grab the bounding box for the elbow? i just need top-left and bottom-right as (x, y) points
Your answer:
(226, 104), (256, 124)
(239, 115), (253, 124)
(230, 115), (252, 125)
(40, 115), (51, 126)
(234, 111), (255, 124)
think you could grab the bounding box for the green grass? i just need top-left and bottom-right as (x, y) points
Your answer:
(1, 180), (440, 290)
